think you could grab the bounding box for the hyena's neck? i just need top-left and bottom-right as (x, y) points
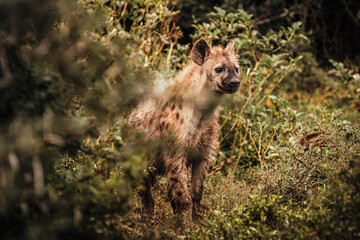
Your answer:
(176, 64), (223, 119)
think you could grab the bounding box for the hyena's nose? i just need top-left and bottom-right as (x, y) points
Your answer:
(229, 78), (240, 87)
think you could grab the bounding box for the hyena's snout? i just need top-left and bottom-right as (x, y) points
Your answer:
(221, 76), (240, 93)
(228, 77), (240, 87)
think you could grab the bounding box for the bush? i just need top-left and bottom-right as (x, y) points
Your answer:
(190, 157), (360, 239)
(0, 0), (150, 239)
(0, 1), (359, 239)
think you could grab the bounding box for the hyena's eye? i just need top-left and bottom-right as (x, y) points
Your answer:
(235, 67), (239, 73)
(215, 67), (223, 73)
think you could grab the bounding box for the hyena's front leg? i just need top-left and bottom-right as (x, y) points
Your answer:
(165, 154), (193, 223)
(191, 159), (209, 219)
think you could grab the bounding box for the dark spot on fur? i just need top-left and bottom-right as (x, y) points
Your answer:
(171, 104), (175, 110)
(167, 190), (173, 201)
(159, 121), (165, 131)
(172, 166), (178, 174)
(169, 152), (176, 158)
(162, 102), (169, 111)
(180, 118), (184, 124)
(193, 192), (202, 204)
(165, 123), (169, 130)
(178, 103), (182, 110)
(188, 131), (192, 138)
(177, 191), (183, 197)
(170, 177), (179, 183)
(176, 113), (180, 119)
(149, 117), (154, 125)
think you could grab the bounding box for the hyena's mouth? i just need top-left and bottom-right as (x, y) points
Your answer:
(217, 83), (239, 94)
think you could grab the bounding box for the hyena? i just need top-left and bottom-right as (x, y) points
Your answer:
(127, 38), (240, 223)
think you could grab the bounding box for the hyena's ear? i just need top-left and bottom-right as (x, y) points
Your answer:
(191, 38), (211, 65)
(225, 40), (235, 54)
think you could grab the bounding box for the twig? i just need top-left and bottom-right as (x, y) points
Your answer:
(220, 110), (233, 129)
(219, 118), (238, 144)
(118, 223), (143, 237)
(229, 121), (241, 161)
(256, 9), (290, 26)
(230, 127), (249, 176)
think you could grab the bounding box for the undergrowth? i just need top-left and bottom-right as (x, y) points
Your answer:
(0, 0), (359, 239)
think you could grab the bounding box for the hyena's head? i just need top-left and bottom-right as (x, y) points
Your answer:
(191, 38), (240, 94)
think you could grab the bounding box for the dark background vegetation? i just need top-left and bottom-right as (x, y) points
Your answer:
(178, 0), (360, 63)
(0, 0), (359, 239)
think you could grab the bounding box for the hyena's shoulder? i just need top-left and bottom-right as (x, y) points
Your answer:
(128, 92), (190, 138)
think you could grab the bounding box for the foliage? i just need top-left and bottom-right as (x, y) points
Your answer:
(0, 0), (359, 239)
(0, 0), (150, 239)
(178, 0), (360, 63)
(84, 0), (188, 72)
(190, 144), (360, 239)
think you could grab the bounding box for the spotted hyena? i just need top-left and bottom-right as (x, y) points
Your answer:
(127, 38), (240, 223)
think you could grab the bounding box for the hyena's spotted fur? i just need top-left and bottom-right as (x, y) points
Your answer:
(127, 38), (240, 223)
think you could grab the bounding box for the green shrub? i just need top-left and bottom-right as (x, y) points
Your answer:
(190, 157), (360, 239)
(0, 1), (359, 239)
(0, 0), (150, 239)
